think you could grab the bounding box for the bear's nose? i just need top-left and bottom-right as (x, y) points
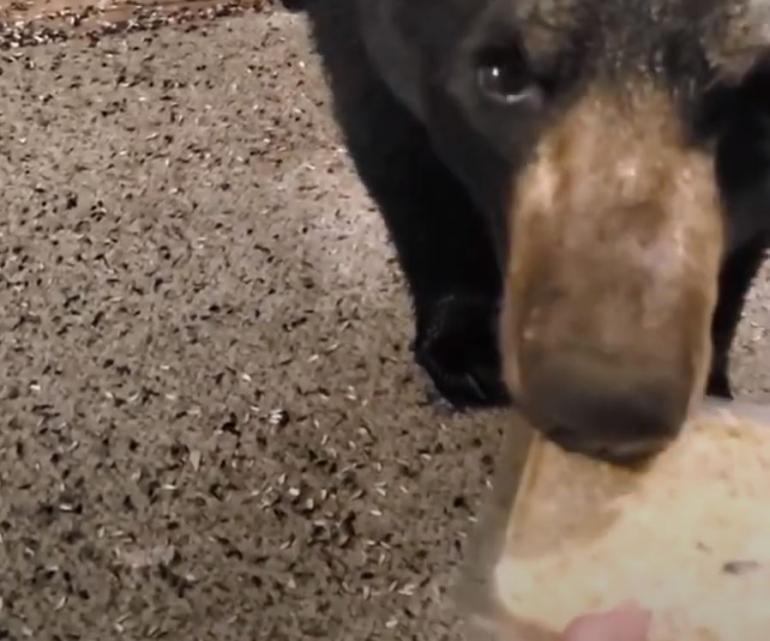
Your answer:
(521, 351), (689, 465)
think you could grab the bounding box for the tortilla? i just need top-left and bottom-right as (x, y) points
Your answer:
(490, 404), (770, 641)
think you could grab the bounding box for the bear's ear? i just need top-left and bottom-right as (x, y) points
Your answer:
(707, 0), (770, 84)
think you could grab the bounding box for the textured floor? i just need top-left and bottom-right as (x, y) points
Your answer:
(1, 4), (770, 641)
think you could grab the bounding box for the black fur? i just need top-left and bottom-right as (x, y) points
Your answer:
(303, 1), (770, 409)
(305, 1), (509, 407)
(708, 237), (767, 399)
(709, 64), (770, 397)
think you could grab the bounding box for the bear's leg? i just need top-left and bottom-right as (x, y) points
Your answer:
(708, 236), (768, 399)
(329, 61), (509, 409)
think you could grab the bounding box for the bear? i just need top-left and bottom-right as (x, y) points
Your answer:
(301, 0), (770, 463)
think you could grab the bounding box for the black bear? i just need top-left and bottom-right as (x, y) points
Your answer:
(303, 0), (770, 462)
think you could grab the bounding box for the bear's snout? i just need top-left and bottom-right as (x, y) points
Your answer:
(500, 84), (726, 461)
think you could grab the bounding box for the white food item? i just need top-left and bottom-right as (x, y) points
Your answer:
(493, 408), (770, 641)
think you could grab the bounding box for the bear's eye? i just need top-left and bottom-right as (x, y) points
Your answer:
(475, 47), (541, 107)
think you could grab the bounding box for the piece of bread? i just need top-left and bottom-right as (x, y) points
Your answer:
(489, 402), (770, 641)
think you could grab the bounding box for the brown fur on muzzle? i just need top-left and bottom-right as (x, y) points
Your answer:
(501, 85), (725, 453)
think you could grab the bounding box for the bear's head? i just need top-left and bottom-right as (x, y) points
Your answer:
(436, 0), (770, 462)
